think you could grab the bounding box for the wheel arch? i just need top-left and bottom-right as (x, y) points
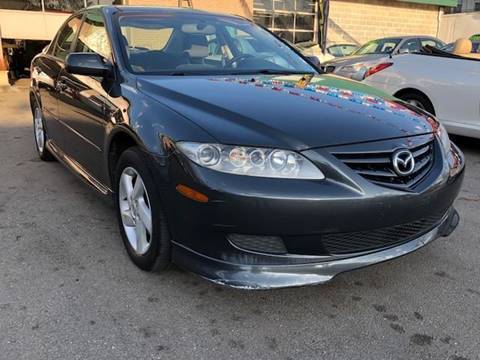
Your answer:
(106, 127), (142, 189)
(393, 87), (436, 115)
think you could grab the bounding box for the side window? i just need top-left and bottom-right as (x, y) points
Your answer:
(399, 38), (421, 53)
(53, 15), (83, 60)
(421, 38), (441, 49)
(74, 11), (112, 60)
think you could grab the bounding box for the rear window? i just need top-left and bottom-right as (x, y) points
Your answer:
(121, 27), (174, 51)
(353, 38), (401, 55)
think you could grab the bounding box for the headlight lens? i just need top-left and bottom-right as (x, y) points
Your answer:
(436, 123), (451, 154)
(177, 142), (325, 180)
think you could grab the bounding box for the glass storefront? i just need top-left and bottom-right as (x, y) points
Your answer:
(0, 0), (117, 12)
(253, 0), (316, 44)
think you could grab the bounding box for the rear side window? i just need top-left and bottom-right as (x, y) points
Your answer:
(420, 38), (444, 49)
(399, 38), (421, 53)
(75, 11), (112, 60)
(121, 26), (174, 51)
(53, 15), (83, 60)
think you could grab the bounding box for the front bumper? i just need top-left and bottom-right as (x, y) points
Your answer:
(156, 136), (464, 289)
(172, 208), (459, 289)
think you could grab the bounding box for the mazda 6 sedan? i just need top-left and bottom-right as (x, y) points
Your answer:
(30, 6), (465, 289)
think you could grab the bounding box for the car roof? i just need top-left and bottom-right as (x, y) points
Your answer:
(98, 5), (245, 20)
(371, 35), (438, 41)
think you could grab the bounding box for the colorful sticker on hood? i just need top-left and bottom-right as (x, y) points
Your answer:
(208, 77), (433, 134)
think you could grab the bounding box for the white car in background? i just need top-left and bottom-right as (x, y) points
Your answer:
(341, 39), (480, 139)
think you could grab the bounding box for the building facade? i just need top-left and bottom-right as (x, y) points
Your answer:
(0, 0), (458, 84)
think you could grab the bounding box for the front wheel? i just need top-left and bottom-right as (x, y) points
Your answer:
(115, 147), (171, 272)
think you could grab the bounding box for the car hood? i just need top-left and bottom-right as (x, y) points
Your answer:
(136, 74), (435, 150)
(324, 54), (388, 68)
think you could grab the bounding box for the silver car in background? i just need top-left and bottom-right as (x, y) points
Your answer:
(322, 36), (445, 74)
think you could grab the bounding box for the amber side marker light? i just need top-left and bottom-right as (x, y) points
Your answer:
(176, 184), (209, 203)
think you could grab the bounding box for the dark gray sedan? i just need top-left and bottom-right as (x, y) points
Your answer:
(30, 6), (463, 289)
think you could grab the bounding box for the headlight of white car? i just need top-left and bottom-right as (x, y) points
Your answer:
(177, 142), (325, 180)
(436, 123), (451, 154)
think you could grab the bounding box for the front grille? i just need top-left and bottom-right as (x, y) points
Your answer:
(332, 139), (435, 190)
(322, 210), (446, 255)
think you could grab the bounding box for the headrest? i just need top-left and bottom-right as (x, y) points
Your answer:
(185, 44), (209, 58)
(453, 38), (472, 55)
(185, 35), (209, 58)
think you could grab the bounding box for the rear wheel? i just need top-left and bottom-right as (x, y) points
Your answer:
(115, 147), (171, 272)
(397, 92), (435, 115)
(32, 102), (55, 161)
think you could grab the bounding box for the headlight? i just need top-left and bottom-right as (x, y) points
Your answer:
(436, 123), (451, 154)
(177, 142), (325, 180)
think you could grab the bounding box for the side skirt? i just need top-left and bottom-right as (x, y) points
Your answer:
(47, 139), (113, 196)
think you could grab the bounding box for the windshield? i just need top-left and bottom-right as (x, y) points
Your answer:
(353, 38), (402, 55)
(118, 14), (316, 75)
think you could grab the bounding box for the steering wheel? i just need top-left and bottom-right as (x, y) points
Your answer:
(227, 54), (255, 68)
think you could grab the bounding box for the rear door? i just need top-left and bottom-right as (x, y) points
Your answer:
(57, 9), (115, 184)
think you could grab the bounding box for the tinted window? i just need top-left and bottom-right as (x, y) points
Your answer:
(119, 14), (315, 75)
(353, 38), (401, 55)
(399, 38), (421, 53)
(75, 11), (111, 60)
(53, 15), (83, 60)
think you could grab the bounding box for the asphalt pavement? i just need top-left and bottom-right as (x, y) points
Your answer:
(0, 80), (479, 360)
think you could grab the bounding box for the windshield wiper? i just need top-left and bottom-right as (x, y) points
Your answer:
(161, 69), (316, 76)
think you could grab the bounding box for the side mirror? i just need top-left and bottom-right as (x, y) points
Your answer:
(398, 48), (410, 54)
(65, 53), (112, 77)
(306, 55), (321, 68)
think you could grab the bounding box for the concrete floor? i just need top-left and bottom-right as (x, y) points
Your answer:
(0, 81), (479, 360)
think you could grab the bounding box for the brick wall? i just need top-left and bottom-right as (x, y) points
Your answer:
(328, 0), (440, 45)
(124, 0), (253, 18)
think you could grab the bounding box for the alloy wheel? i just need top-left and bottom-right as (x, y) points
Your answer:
(34, 107), (45, 153)
(118, 167), (153, 255)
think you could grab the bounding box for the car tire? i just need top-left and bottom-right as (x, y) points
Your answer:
(398, 92), (435, 115)
(32, 101), (55, 161)
(115, 147), (171, 272)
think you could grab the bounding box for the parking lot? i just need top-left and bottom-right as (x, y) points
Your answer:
(0, 81), (479, 360)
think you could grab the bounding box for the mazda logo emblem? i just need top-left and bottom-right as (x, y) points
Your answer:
(392, 149), (415, 176)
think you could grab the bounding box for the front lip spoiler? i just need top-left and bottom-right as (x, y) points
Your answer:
(172, 208), (459, 290)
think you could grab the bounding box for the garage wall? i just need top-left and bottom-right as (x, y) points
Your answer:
(438, 12), (480, 42)
(328, 0), (441, 45)
(0, 9), (69, 40)
(123, 0), (253, 18)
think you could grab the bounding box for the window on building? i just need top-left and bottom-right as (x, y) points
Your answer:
(0, 0), (118, 13)
(75, 10), (111, 60)
(52, 15), (83, 60)
(43, 0), (84, 12)
(475, 1), (480, 10)
(253, 0), (316, 44)
(0, 0), (42, 11)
